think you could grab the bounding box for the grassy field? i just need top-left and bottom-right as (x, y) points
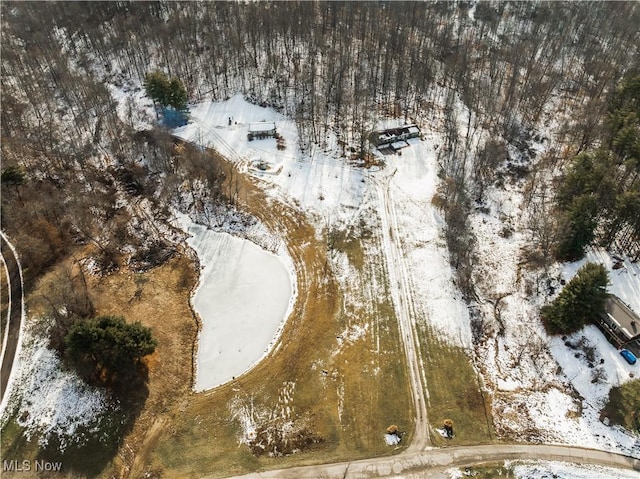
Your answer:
(417, 325), (495, 447)
(0, 249), (198, 478)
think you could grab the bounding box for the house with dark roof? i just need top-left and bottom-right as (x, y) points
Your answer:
(371, 124), (421, 148)
(598, 295), (640, 356)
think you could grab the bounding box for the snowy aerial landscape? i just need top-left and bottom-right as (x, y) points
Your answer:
(1, 2), (639, 479)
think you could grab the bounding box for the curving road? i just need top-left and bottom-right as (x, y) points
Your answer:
(0, 231), (24, 411)
(226, 444), (640, 478)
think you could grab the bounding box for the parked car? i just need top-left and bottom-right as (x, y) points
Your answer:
(619, 349), (637, 365)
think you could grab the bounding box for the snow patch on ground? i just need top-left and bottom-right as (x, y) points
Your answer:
(1, 330), (114, 451)
(228, 393), (263, 446)
(446, 460), (640, 479)
(106, 79), (155, 131)
(384, 433), (401, 445)
(549, 325), (636, 405)
(510, 460), (640, 479)
(337, 323), (368, 345)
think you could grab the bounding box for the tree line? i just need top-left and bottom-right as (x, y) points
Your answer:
(5, 2), (638, 152)
(554, 74), (640, 261)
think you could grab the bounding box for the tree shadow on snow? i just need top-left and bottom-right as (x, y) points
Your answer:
(36, 364), (150, 477)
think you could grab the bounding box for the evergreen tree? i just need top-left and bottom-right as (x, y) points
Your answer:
(556, 151), (615, 210)
(143, 70), (170, 106)
(553, 74), (640, 261)
(65, 315), (157, 386)
(556, 194), (598, 261)
(143, 71), (188, 110)
(1, 165), (25, 186)
(541, 262), (609, 334)
(608, 73), (640, 163)
(167, 78), (188, 110)
(603, 379), (640, 433)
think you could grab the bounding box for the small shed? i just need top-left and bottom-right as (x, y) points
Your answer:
(248, 121), (277, 140)
(406, 125), (420, 138)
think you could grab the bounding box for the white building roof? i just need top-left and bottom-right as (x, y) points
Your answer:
(391, 141), (409, 150)
(249, 121), (276, 133)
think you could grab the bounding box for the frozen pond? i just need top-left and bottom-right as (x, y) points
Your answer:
(178, 216), (293, 391)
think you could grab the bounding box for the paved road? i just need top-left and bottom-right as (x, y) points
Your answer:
(225, 443), (640, 478)
(0, 232), (24, 410)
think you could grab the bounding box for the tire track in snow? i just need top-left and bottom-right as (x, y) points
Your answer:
(190, 117), (245, 166)
(375, 172), (431, 451)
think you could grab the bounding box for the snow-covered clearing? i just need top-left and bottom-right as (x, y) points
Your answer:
(174, 94), (471, 346)
(176, 213), (294, 392)
(174, 94), (369, 225)
(0, 327), (115, 451)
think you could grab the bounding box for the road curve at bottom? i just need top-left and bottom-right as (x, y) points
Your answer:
(222, 443), (640, 479)
(0, 231), (24, 411)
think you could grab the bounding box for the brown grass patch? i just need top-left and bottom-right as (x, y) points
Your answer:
(88, 253), (198, 475)
(419, 328), (494, 447)
(0, 258), (9, 341)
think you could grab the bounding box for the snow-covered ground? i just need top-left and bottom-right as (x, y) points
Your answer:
(378, 148), (473, 347)
(446, 460), (640, 479)
(176, 214), (294, 391)
(106, 80), (155, 131)
(0, 328), (115, 451)
(174, 94), (472, 347)
(470, 142), (640, 457)
(174, 94), (369, 226)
